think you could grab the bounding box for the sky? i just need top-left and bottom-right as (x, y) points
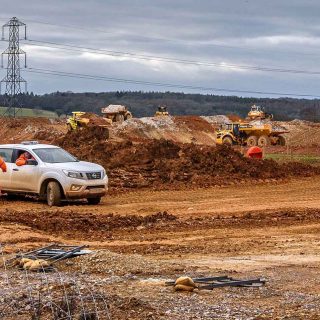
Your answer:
(0, 0), (320, 98)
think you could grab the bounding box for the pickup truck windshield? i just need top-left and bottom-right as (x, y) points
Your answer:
(33, 148), (78, 163)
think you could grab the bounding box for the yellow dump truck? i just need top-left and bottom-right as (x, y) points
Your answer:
(216, 122), (287, 147)
(101, 105), (133, 123)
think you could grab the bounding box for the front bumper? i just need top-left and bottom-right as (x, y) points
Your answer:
(65, 184), (107, 199)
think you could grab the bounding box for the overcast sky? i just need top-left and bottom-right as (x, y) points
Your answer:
(0, 0), (320, 98)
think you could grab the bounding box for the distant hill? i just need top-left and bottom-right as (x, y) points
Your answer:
(1, 91), (320, 121)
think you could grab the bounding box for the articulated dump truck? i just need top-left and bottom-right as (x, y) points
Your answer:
(216, 121), (288, 147)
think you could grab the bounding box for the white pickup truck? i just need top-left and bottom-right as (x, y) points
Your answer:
(0, 141), (108, 206)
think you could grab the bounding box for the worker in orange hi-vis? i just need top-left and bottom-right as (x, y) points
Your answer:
(0, 156), (7, 195)
(0, 156), (7, 173)
(16, 151), (34, 166)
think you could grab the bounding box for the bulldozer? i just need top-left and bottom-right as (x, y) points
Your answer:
(155, 105), (169, 117)
(101, 105), (133, 123)
(246, 105), (273, 121)
(66, 112), (111, 139)
(216, 122), (287, 147)
(67, 112), (90, 131)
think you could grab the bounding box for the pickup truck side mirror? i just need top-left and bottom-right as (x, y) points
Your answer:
(27, 159), (38, 166)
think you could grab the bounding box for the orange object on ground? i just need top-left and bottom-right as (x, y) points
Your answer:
(246, 146), (263, 159)
(16, 152), (34, 166)
(0, 156), (7, 172)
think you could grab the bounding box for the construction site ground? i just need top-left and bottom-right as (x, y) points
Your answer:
(1, 115), (320, 319)
(1, 178), (320, 319)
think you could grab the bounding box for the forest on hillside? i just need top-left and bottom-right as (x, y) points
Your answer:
(1, 91), (320, 121)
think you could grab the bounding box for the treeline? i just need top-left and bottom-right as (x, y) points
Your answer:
(2, 91), (320, 121)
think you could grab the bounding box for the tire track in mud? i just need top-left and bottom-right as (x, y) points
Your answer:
(1, 208), (320, 241)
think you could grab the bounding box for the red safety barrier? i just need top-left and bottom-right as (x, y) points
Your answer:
(246, 146), (263, 159)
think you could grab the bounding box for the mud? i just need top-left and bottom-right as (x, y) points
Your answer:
(80, 112), (111, 126)
(1, 206), (319, 245)
(1, 179), (320, 319)
(1, 115), (320, 319)
(56, 127), (320, 191)
(0, 210), (176, 238)
(0, 116), (66, 144)
(173, 115), (215, 132)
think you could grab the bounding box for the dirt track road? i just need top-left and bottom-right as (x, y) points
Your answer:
(1, 177), (319, 216)
(1, 177), (320, 319)
(107, 177), (320, 216)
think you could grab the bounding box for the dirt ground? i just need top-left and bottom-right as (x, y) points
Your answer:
(1, 115), (320, 318)
(1, 177), (320, 319)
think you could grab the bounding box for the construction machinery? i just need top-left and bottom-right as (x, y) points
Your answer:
(101, 104), (132, 123)
(246, 105), (273, 121)
(67, 112), (90, 131)
(155, 105), (169, 117)
(216, 122), (287, 147)
(66, 112), (111, 140)
(67, 111), (111, 131)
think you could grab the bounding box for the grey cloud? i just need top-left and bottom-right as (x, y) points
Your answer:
(0, 0), (320, 97)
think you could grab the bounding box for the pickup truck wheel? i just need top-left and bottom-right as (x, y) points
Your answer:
(87, 197), (101, 205)
(47, 181), (62, 207)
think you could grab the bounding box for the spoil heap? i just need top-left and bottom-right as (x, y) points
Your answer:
(79, 112), (110, 126)
(0, 117), (65, 144)
(111, 115), (217, 145)
(57, 127), (320, 191)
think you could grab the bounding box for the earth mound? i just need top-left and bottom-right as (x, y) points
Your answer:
(56, 127), (320, 191)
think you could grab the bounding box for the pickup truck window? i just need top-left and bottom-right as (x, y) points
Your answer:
(33, 148), (78, 163)
(0, 148), (13, 163)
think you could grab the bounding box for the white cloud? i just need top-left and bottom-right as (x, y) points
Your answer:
(244, 35), (320, 47)
(1, 0), (320, 96)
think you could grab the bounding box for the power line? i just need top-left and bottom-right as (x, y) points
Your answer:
(17, 17), (320, 58)
(0, 18), (317, 98)
(25, 67), (320, 98)
(21, 39), (320, 76)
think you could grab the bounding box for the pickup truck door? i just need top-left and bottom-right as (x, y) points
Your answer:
(0, 148), (14, 190)
(10, 149), (40, 192)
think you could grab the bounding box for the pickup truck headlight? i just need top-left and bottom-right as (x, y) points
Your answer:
(63, 170), (84, 179)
